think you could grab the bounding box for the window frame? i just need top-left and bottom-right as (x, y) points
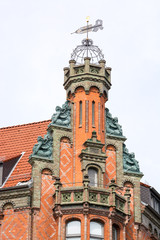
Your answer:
(79, 101), (82, 127)
(66, 220), (81, 240)
(90, 220), (104, 240)
(92, 101), (95, 127)
(88, 167), (98, 187)
(151, 194), (160, 214)
(112, 224), (120, 240)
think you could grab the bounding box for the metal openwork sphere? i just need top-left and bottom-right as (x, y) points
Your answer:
(71, 38), (104, 64)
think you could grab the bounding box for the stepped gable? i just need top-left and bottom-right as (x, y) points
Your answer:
(0, 120), (50, 188)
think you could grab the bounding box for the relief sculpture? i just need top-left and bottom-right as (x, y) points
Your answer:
(106, 108), (123, 136)
(123, 144), (140, 173)
(31, 131), (53, 159)
(50, 101), (71, 127)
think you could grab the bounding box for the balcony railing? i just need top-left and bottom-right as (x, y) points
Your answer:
(53, 178), (131, 216)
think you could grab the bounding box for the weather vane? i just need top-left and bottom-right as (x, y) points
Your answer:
(71, 17), (103, 39)
(71, 18), (104, 64)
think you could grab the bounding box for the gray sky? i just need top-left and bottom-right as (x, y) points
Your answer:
(0, 0), (160, 192)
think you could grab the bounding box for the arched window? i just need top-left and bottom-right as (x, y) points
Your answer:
(148, 223), (152, 233)
(66, 220), (81, 240)
(112, 224), (120, 240)
(88, 168), (98, 187)
(92, 101), (95, 126)
(79, 101), (82, 126)
(90, 221), (104, 240)
(154, 228), (158, 237)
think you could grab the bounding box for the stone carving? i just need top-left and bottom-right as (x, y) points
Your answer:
(31, 131), (53, 158)
(123, 144), (140, 173)
(119, 201), (124, 211)
(100, 194), (108, 204)
(116, 198), (125, 211)
(106, 108), (123, 136)
(62, 193), (71, 202)
(89, 192), (97, 202)
(50, 101), (71, 127)
(75, 67), (84, 74)
(74, 192), (83, 202)
(90, 67), (99, 74)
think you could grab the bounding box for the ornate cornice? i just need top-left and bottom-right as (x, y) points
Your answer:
(29, 155), (53, 165)
(64, 76), (111, 92)
(0, 187), (31, 201)
(48, 124), (72, 132)
(124, 171), (144, 178)
(106, 134), (127, 141)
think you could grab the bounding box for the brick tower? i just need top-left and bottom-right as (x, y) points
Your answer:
(63, 57), (111, 187)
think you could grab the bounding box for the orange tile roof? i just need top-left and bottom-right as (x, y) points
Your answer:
(0, 120), (50, 188)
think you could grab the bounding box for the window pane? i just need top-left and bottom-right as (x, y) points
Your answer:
(88, 168), (98, 187)
(92, 101), (95, 125)
(112, 225), (119, 240)
(67, 221), (81, 235)
(66, 238), (81, 240)
(79, 101), (82, 125)
(90, 238), (103, 240)
(90, 221), (103, 236)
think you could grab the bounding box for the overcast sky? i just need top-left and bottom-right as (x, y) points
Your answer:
(0, 0), (160, 192)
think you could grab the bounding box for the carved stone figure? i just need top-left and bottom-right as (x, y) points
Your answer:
(50, 101), (71, 127)
(123, 144), (140, 173)
(106, 108), (123, 136)
(31, 131), (53, 158)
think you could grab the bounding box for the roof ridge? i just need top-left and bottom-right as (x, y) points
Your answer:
(0, 119), (51, 130)
(140, 182), (151, 188)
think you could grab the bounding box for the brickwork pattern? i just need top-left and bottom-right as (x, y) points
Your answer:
(125, 187), (137, 240)
(104, 145), (116, 187)
(140, 230), (152, 240)
(35, 174), (57, 239)
(0, 208), (30, 240)
(60, 139), (73, 187)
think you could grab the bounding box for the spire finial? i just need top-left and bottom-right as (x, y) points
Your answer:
(70, 19), (104, 64)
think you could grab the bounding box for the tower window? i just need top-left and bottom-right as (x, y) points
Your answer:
(88, 168), (98, 187)
(66, 220), (81, 240)
(90, 221), (104, 240)
(79, 101), (82, 126)
(102, 104), (104, 130)
(92, 101), (95, 126)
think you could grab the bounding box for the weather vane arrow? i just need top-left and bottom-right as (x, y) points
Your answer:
(71, 19), (103, 35)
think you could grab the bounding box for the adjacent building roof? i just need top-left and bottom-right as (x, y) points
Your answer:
(0, 120), (50, 188)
